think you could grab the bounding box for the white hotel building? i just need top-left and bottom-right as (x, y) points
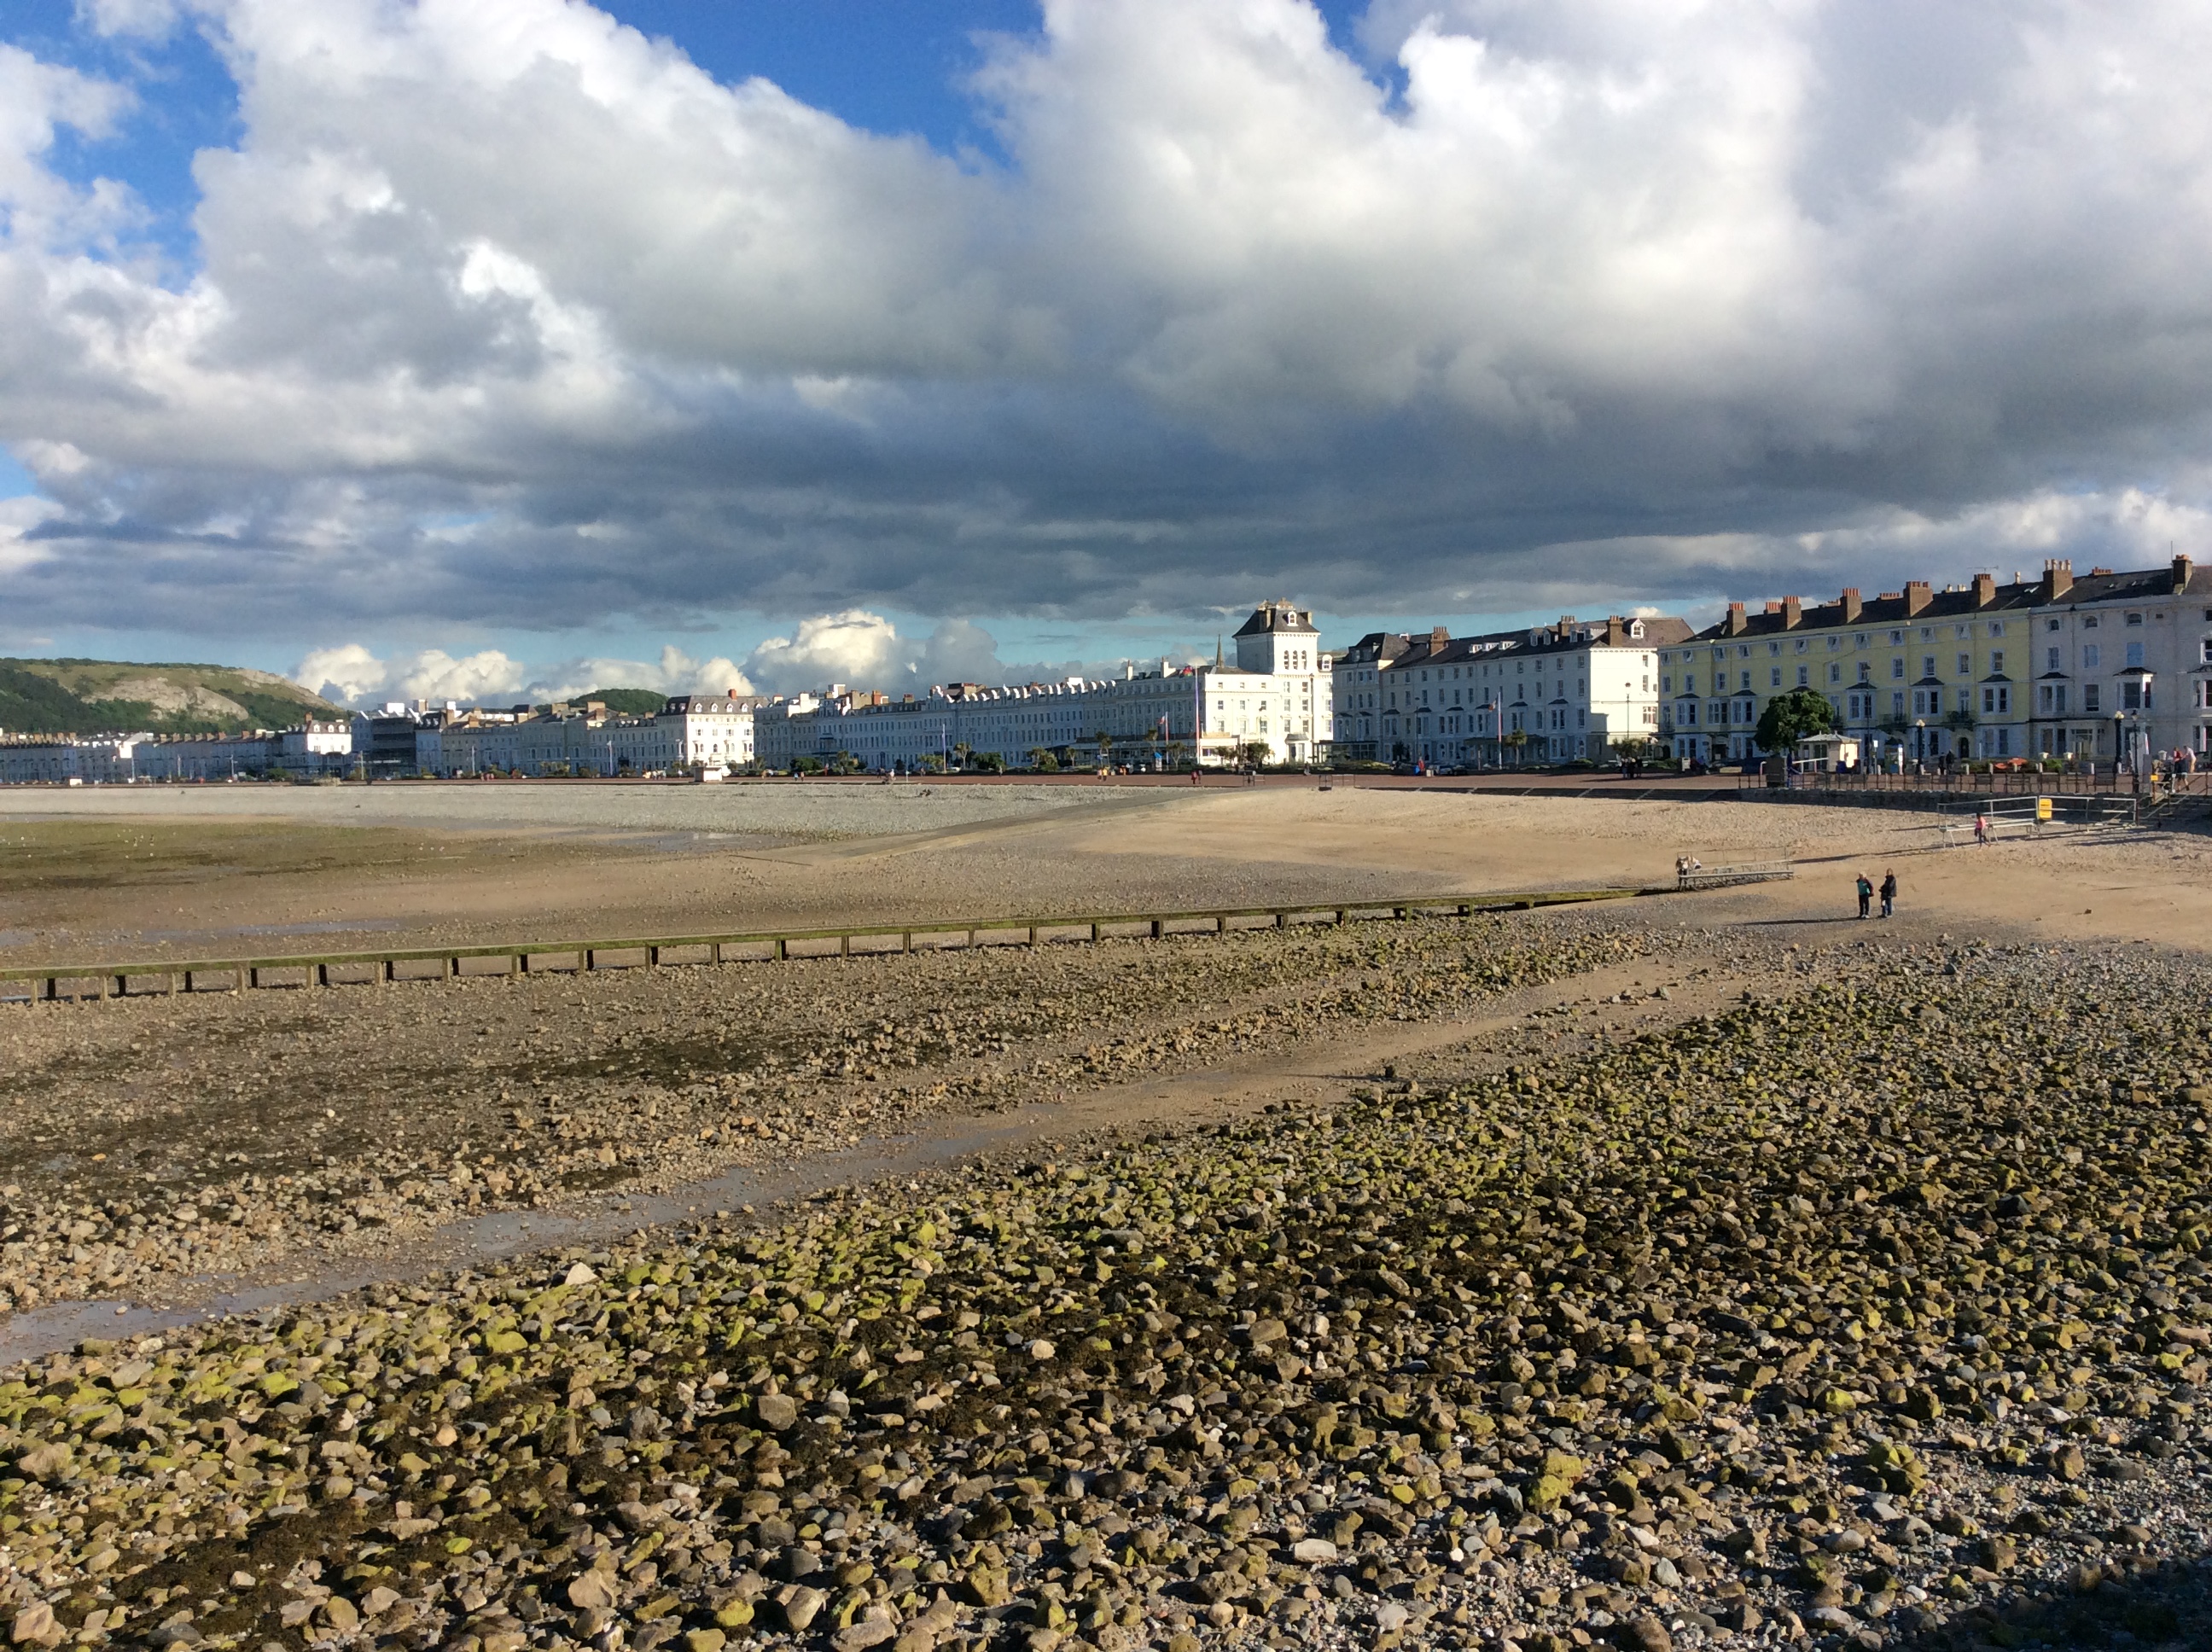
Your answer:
(414, 691), (765, 777)
(755, 602), (1330, 771)
(1332, 614), (1686, 766)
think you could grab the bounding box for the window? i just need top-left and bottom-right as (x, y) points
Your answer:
(1796, 666), (1809, 688)
(1857, 661), (1870, 683)
(1982, 685), (2010, 713)
(1769, 642), (1782, 656)
(1740, 671), (1753, 690)
(1891, 658), (1905, 680)
(2126, 641), (2145, 668)
(2083, 615), (2098, 629)
(1855, 633), (1869, 648)
(2127, 612), (2144, 626)
(1770, 667), (1783, 688)
(2122, 679), (2143, 711)
(1924, 656), (1937, 678)
(1828, 663), (1841, 684)
(2082, 643), (2099, 669)
(1991, 651), (2004, 674)
(2047, 648), (2061, 672)
(2201, 640), (2212, 664)
(1892, 690), (1905, 715)
(2047, 617), (2061, 631)
(2084, 683), (2101, 713)
(1989, 622), (2004, 637)
(1957, 654), (1970, 676)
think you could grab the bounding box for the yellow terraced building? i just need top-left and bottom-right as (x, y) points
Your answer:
(1659, 572), (2044, 766)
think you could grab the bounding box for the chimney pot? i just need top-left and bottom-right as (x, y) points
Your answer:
(2040, 558), (2075, 601)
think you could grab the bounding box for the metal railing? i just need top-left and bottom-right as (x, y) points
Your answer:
(1745, 767), (2206, 800)
(0, 886), (1670, 1005)
(1675, 860), (1795, 890)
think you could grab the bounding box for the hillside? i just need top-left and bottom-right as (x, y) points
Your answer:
(0, 657), (345, 736)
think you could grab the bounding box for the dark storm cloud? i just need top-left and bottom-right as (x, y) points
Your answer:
(6, 0), (2212, 667)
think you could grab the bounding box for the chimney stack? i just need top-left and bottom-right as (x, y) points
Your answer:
(1726, 602), (1748, 636)
(1971, 572), (1995, 608)
(1782, 596), (1802, 629)
(2174, 553), (2194, 594)
(1606, 615), (1627, 646)
(1430, 625), (1449, 648)
(2042, 559), (2073, 602)
(1904, 580), (1932, 616)
(1840, 587), (1862, 622)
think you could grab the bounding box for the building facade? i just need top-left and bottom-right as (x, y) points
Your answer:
(1656, 559), (2212, 767)
(756, 602), (1330, 771)
(0, 722), (356, 783)
(1332, 615), (1684, 766)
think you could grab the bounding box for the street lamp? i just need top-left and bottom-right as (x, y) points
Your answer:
(1913, 718), (1925, 774)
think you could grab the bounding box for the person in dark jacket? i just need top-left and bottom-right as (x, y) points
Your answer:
(1856, 873), (1873, 918)
(1879, 870), (1897, 918)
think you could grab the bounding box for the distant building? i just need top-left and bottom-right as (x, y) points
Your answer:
(1332, 614), (1687, 766)
(754, 602), (1330, 771)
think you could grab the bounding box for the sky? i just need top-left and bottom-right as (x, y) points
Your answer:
(6, 1), (2212, 707)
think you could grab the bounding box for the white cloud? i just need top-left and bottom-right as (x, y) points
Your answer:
(296, 640), (757, 708)
(10, 0), (2212, 647)
(294, 643), (525, 707)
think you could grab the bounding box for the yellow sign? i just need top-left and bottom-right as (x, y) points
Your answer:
(2036, 796), (2053, 822)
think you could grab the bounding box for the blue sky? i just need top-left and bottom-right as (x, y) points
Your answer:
(3, 0), (2209, 703)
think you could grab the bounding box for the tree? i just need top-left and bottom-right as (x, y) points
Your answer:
(1500, 729), (1529, 765)
(1236, 741), (1270, 769)
(1027, 747), (1060, 772)
(1092, 730), (1114, 768)
(972, 751), (1005, 773)
(1755, 687), (1838, 755)
(951, 742), (971, 771)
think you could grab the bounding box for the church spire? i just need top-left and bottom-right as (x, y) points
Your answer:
(1214, 634), (1224, 669)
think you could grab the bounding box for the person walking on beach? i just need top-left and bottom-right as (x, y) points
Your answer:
(1856, 873), (1873, 918)
(1974, 811), (1988, 846)
(1879, 870), (1897, 918)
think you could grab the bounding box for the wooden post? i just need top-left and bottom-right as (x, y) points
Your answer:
(1026, 925), (1036, 946)
(585, 949), (597, 972)
(840, 934), (851, 957)
(649, 945), (661, 967)
(1089, 922), (1099, 942)
(112, 974), (128, 999)
(1150, 918), (1163, 939)
(773, 939), (787, 961)
(381, 960), (395, 985)
(902, 933), (913, 953)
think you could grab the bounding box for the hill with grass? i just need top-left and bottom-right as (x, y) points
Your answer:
(0, 657), (345, 736)
(573, 688), (667, 716)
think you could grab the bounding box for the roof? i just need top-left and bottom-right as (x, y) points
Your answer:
(1376, 614), (1692, 674)
(1683, 559), (2212, 648)
(1232, 602), (1319, 638)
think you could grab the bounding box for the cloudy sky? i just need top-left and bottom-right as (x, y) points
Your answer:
(4, 0), (2212, 705)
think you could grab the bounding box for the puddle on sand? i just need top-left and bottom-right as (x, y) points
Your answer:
(0, 1114), (1038, 1370)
